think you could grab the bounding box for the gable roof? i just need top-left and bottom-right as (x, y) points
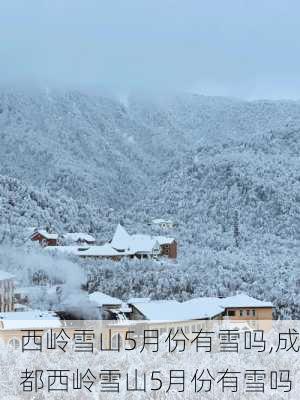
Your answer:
(218, 294), (273, 308)
(31, 229), (58, 240)
(182, 297), (225, 319)
(154, 236), (175, 245)
(0, 311), (61, 329)
(111, 224), (131, 250)
(46, 225), (175, 258)
(130, 234), (160, 253)
(128, 297), (151, 304)
(46, 243), (135, 257)
(131, 294), (273, 322)
(132, 300), (181, 320)
(111, 225), (162, 254)
(89, 292), (122, 306)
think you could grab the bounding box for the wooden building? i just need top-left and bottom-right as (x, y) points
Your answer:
(155, 237), (177, 258)
(46, 224), (173, 260)
(30, 229), (59, 247)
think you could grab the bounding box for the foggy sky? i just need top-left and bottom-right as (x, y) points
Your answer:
(1, 0), (300, 99)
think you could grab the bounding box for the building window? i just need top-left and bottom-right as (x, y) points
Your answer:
(239, 310), (243, 317)
(252, 309), (256, 317)
(246, 310), (250, 316)
(228, 310), (236, 316)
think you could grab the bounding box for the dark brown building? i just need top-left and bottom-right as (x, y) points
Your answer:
(30, 229), (58, 247)
(157, 238), (177, 259)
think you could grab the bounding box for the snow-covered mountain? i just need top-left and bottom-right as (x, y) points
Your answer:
(143, 128), (300, 246)
(1, 88), (300, 209)
(1, 88), (299, 236)
(0, 88), (299, 317)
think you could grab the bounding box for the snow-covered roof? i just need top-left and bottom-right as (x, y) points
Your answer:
(133, 300), (223, 321)
(128, 297), (151, 304)
(46, 225), (175, 258)
(0, 270), (14, 281)
(132, 300), (181, 321)
(130, 234), (160, 253)
(46, 243), (135, 257)
(184, 297), (226, 319)
(89, 292), (122, 306)
(63, 233), (96, 243)
(132, 294), (273, 322)
(111, 225), (173, 253)
(31, 230), (58, 240)
(218, 294), (273, 308)
(111, 224), (131, 250)
(0, 311), (61, 330)
(154, 236), (175, 245)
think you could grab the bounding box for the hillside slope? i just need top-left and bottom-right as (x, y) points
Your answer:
(0, 89), (299, 317)
(141, 128), (300, 248)
(1, 88), (300, 209)
(0, 175), (101, 242)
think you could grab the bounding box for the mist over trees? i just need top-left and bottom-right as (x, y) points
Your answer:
(0, 89), (299, 318)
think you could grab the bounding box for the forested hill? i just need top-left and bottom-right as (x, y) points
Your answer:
(1, 88), (300, 208)
(0, 87), (300, 245)
(141, 128), (300, 249)
(0, 88), (299, 317)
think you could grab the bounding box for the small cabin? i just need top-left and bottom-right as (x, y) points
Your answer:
(155, 237), (177, 259)
(30, 229), (58, 247)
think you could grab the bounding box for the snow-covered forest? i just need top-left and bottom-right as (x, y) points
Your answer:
(0, 88), (299, 318)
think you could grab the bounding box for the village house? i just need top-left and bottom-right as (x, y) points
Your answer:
(0, 310), (61, 349)
(111, 225), (162, 259)
(100, 293), (274, 347)
(110, 224), (177, 259)
(46, 224), (177, 260)
(0, 271), (15, 313)
(0, 291), (274, 350)
(29, 228), (96, 247)
(83, 292), (273, 329)
(30, 229), (59, 247)
(155, 236), (177, 258)
(126, 294), (273, 331)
